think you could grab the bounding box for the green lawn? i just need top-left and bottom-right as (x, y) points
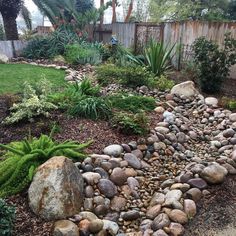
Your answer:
(0, 64), (66, 94)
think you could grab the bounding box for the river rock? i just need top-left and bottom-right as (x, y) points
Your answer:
(89, 219), (104, 233)
(184, 199), (196, 218)
(28, 156), (84, 220)
(169, 209), (188, 224)
(110, 167), (128, 186)
(169, 222), (185, 236)
(103, 145), (123, 157)
(205, 97), (218, 106)
(124, 153), (141, 169)
(151, 213), (170, 231)
(98, 179), (118, 198)
(53, 220), (79, 236)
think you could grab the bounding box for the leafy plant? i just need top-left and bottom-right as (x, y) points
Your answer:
(155, 75), (175, 91)
(111, 111), (149, 135)
(220, 97), (236, 111)
(3, 80), (57, 125)
(65, 43), (102, 65)
(108, 93), (156, 113)
(0, 132), (92, 198)
(96, 64), (155, 88)
(76, 79), (101, 97)
(128, 40), (175, 76)
(193, 33), (236, 93)
(0, 199), (15, 236)
(69, 96), (112, 120)
(22, 28), (81, 59)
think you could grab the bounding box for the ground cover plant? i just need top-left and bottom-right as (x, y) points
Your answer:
(0, 131), (92, 198)
(0, 198), (15, 236)
(108, 93), (156, 113)
(96, 64), (155, 88)
(111, 111), (149, 135)
(0, 64), (65, 95)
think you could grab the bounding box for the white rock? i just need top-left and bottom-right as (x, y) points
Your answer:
(28, 156), (84, 220)
(102, 220), (119, 235)
(171, 81), (198, 97)
(0, 53), (9, 63)
(205, 97), (218, 106)
(229, 113), (236, 122)
(103, 144), (124, 157)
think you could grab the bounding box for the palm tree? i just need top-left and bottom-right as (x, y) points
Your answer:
(0, 0), (32, 40)
(0, 0), (22, 40)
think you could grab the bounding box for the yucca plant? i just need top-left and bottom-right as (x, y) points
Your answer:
(0, 130), (92, 198)
(128, 40), (175, 77)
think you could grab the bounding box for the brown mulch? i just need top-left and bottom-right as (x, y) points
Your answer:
(6, 192), (53, 236)
(184, 175), (236, 236)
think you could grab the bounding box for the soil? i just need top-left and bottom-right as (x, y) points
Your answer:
(184, 176), (236, 236)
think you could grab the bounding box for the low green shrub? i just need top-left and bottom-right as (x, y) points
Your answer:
(3, 80), (57, 125)
(69, 96), (112, 120)
(65, 44), (102, 65)
(221, 97), (236, 111)
(0, 199), (15, 236)
(108, 94), (156, 113)
(0, 132), (92, 198)
(155, 75), (175, 91)
(96, 64), (155, 88)
(111, 111), (149, 135)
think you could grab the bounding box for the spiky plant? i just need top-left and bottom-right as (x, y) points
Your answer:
(0, 130), (92, 198)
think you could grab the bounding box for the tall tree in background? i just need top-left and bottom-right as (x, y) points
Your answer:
(112, 0), (117, 23)
(125, 0), (134, 22)
(76, 0), (94, 14)
(149, 0), (235, 22)
(0, 0), (22, 40)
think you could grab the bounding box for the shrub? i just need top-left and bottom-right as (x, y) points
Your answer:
(128, 40), (175, 76)
(69, 96), (112, 120)
(108, 93), (156, 113)
(220, 97), (236, 111)
(23, 28), (81, 59)
(65, 43), (102, 65)
(0, 133), (92, 198)
(111, 111), (149, 135)
(96, 64), (155, 88)
(193, 33), (236, 93)
(0, 199), (15, 236)
(3, 80), (57, 125)
(155, 75), (175, 91)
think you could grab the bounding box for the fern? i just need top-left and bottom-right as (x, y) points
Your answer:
(0, 133), (92, 198)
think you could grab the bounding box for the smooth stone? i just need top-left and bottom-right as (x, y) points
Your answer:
(94, 167), (109, 179)
(140, 219), (153, 232)
(53, 220), (79, 236)
(229, 113), (236, 122)
(151, 213), (170, 231)
(85, 186), (94, 198)
(124, 153), (141, 169)
(200, 163), (228, 184)
(127, 177), (140, 190)
(94, 205), (109, 217)
(121, 210), (140, 221)
(78, 211), (98, 221)
(205, 97), (218, 106)
(153, 229), (168, 236)
(155, 106), (165, 114)
(164, 190), (182, 207)
(185, 188), (202, 202)
(110, 167), (128, 186)
(187, 178), (207, 190)
(102, 220), (119, 235)
(184, 199), (196, 218)
(82, 172), (101, 185)
(169, 222), (185, 236)
(223, 128), (235, 138)
(170, 183), (190, 192)
(222, 163), (236, 174)
(103, 145), (123, 157)
(169, 209), (188, 224)
(150, 192), (166, 206)
(89, 219), (104, 233)
(97, 179), (118, 198)
(146, 204), (162, 219)
(79, 219), (90, 234)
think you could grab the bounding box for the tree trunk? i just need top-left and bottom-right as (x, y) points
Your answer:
(99, 0), (104, 41)
(125, 0), (134, 22)
(112, 0), (116, 23)
(1, 14), (19, 40)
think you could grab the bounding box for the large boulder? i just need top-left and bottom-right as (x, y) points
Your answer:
(200, 163), (228, 184)
(0, 53), (9, 63)
(171, 81), (198, 97)
(28, 156), (84, 220)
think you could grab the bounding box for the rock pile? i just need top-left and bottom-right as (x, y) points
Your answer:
(28, 81), (236, 235)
